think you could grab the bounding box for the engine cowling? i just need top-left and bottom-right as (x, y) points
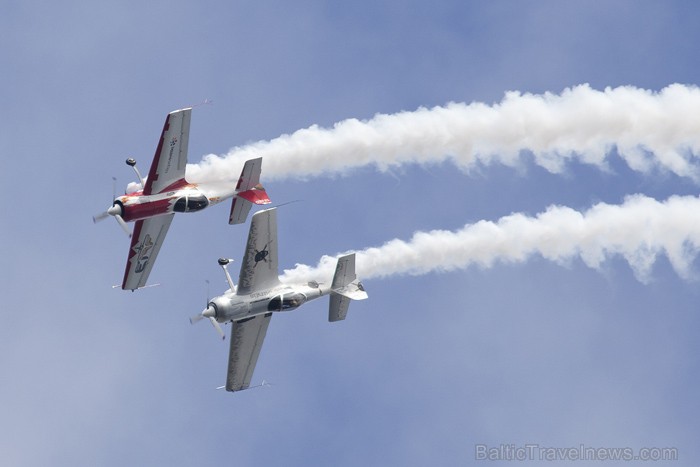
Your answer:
(208, 296), (249, 321)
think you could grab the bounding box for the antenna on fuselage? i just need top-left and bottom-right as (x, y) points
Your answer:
(126, 158), (146, 189)
(218, 258), (236, 292)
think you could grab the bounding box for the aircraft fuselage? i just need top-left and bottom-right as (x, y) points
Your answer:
(114, 180), (233, 223)
(208, 282), (331, 323)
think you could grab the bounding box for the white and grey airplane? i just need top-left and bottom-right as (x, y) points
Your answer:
(190, 207), (368, 392)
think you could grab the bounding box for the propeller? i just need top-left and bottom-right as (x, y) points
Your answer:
(190, 305), (225, 340)
(92, 210), (110, 223)
(190, 281), (225, 340)
(113, 212), (131, 236)
(93, 176), (131, 237)
(93, 203), (131, 237)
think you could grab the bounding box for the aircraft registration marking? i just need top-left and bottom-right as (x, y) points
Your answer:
(250, 289), (274, 300)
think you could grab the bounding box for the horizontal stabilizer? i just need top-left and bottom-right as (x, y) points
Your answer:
(229, 186), (271, 224)
(238, 185), (271, 205)
(229, 197), (252, 225)
(329, 293), (350, 322)
(333, 280), (368, 300)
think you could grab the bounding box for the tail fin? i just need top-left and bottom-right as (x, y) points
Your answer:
(229, 157), (272, 225)
(328, 254), (368, 322)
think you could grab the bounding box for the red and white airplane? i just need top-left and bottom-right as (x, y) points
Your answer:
(94, 107), (271, 291)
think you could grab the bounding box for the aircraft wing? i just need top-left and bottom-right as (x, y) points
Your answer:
(143, 108), (191, 195)
(121, 214), (174, 290)
(236, 208), (281, 295)
(226, 313), (272, 392)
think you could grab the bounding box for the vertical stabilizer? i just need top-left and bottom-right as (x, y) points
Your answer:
(229, 158), (271, 224)
(328, 254), (368, 322)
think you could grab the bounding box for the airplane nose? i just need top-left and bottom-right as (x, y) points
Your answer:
(107, 204), (122, 216)
(189, 304), (225, 340)
(202, 305), (216, 319)
(190, 305), (216, 324)
(93, 203), (129, 238)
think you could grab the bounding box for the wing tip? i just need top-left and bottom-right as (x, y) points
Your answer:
(169, 107), (193, 115)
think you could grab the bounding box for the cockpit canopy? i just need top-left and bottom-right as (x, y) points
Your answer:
(173, 194), (209, 213)
(268, 293), (307, 311)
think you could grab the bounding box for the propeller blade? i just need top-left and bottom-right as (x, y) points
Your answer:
(189, 313), (205, 324)
(209, 317), (225, 340)
(94, 204), (122, 224)
(190, 305), (223, 339)
(114, 215), (131, 237)
(95, 176), (120, 225)
(191, 305), (215, 323)
(93, 211), (110, 223)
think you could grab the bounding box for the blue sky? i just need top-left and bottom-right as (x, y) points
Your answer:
(3, 1), (700, 465)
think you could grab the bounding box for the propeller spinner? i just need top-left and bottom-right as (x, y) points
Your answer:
(190, 304), (225, 340)
(93, 172), (132, 237)
(93, 202), (131, 237)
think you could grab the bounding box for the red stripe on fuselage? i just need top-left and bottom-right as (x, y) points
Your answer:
(121, 197), (173, 222)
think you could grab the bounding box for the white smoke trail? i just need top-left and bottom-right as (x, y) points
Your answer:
(280, 194), (700, 284)
(187, 84), (700, 183)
